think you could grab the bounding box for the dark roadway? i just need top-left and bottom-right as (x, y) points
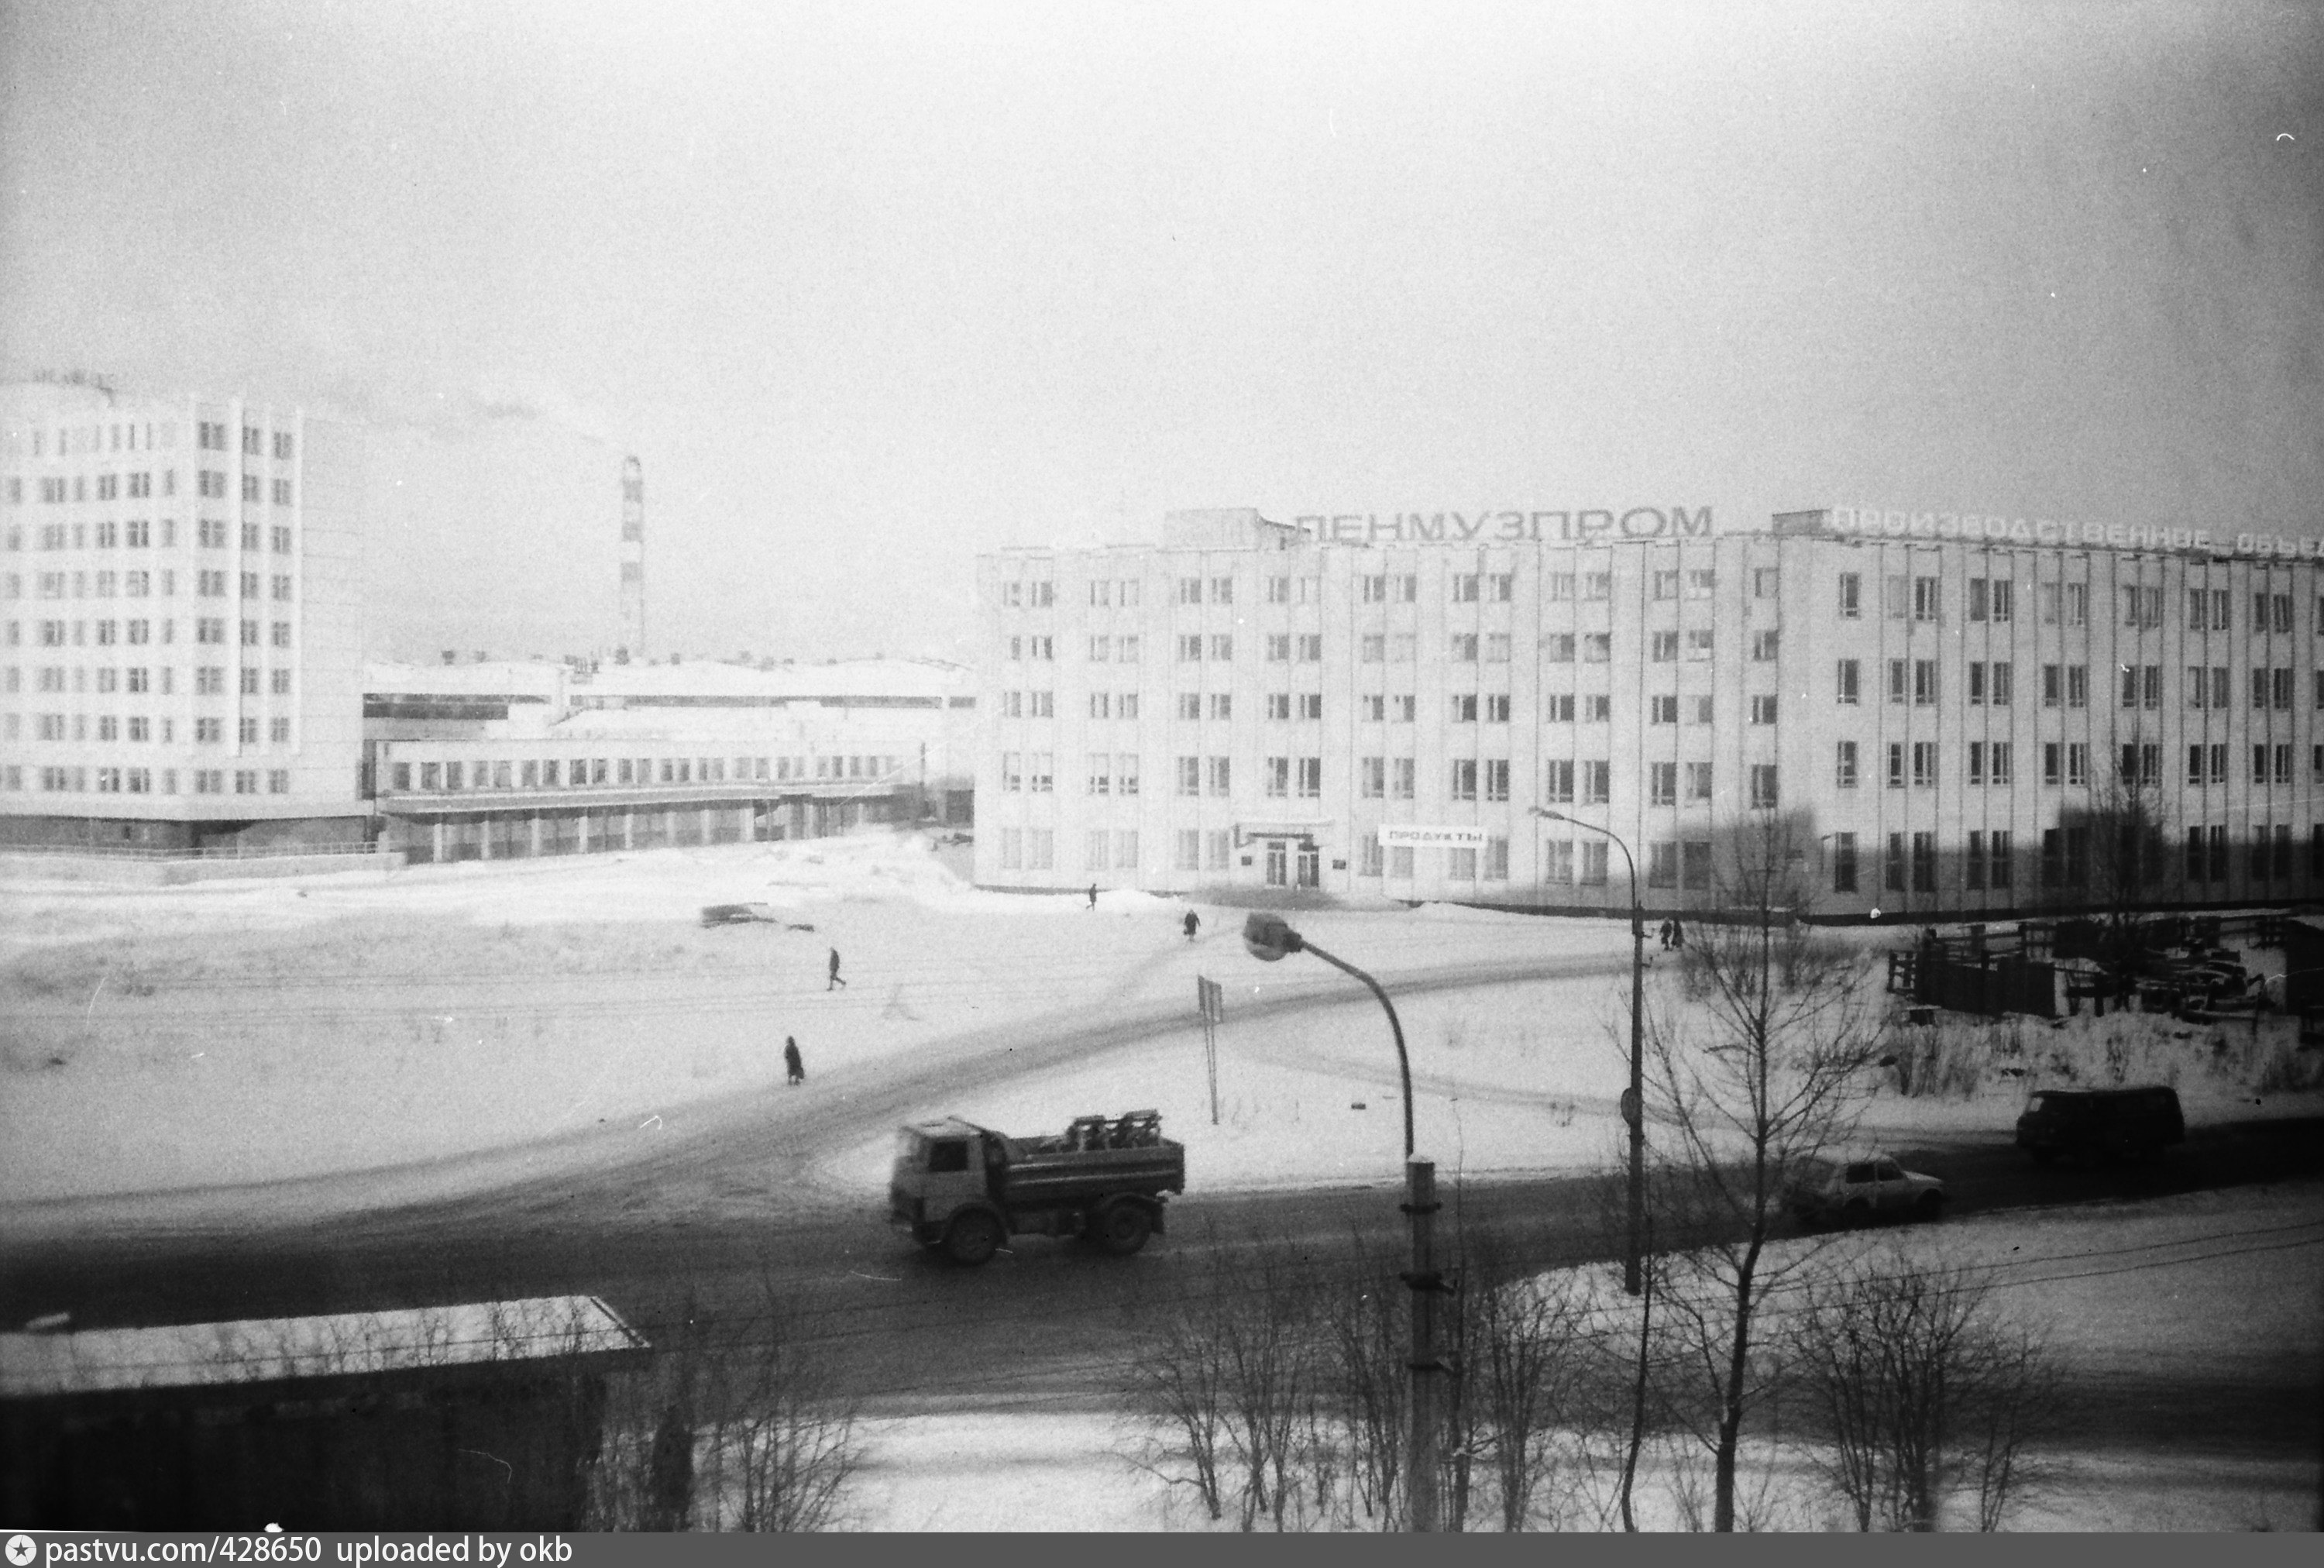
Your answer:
(6, 1110), (2321, 1457)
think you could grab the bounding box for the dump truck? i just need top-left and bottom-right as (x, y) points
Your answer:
(889, 1109), (1185, 1265)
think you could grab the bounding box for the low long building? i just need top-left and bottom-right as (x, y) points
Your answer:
(975, 506), (2324, 916)
(363, 656), (977, 863)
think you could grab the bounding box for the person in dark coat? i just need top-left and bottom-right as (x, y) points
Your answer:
(1669, 919), (1686, 951)
(1659, 918), (1674, 951)
(1088, 883), (1098, 910)
(1183, 910), (1200, 941)
(827, 947), (846, 989)
(783, 1036), (805, 1085)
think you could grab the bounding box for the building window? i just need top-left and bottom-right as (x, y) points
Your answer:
(1650, 631), (1678, 663)
(1825, 831), (1858, 894)
(1889, 743), (1906, 789)
(2067, 665), (2088, 708)
(1836, 659), (1859, 704)
(1649, 762), (1676, 806)
(1912, 742), (1937, 788)
(1207, 756), (1231, 796)
(1749, 694), (1778, 726)
(1583, 760), (1610, 804)
(1838, 573), (1861, 617)
(1542, 760), (1573, 804)
(1913, 660), (1938, 705)
(1583, 634), (1611, 662)
(1652, 569), (1679, 601)
(1483, 758), (1509, 803)
(1580, 841), (1608, 886)
(1912, 576), (1941, 621)
(1543, 633), (1574, 662)
(1748, 764), (1779, 810)
(1394, 758), (1416, 799)
(1889, 659), (1907, 704)
(1452, 573), (1480, 603)
(1449, 758), (1477, 801)
(1751, 630), (1779, 662)
(1835, 741), (1858, 789)
(1651, 694), (1678, 725)
(1685, 629), (1714, 662)
(1648, 841), (1679, 888)
(1685, 762), (1712, 801)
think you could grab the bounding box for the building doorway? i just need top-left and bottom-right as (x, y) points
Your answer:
(1296, 846), (1320, 889)
(1264, 841), (1288, 887)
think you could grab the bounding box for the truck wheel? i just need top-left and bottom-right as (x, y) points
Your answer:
(944, 1211), (1004, 1267)
(1096, 1202), (1153, 1257)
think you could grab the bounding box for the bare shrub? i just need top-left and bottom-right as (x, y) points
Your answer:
(1786, 1249), (2060, 1531)
(585, 1287), (861, 1532)
(1126, 1235), (1321, 1531)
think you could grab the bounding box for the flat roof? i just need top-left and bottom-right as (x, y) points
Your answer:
(0, 1296), (645, 1399)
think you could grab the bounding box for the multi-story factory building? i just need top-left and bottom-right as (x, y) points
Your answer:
(1, 381), (366, 850)
(975, 506), (2324, 916)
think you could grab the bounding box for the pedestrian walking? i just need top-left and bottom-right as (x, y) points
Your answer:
(1183, 910), (1200, 941)
(1669, 918), (1686, 951)
(827, 947), (847, 989)
(1658, 918), (1673, 951)
(783, 1036), (805, 1085)
(1088, 882), (1098, 910)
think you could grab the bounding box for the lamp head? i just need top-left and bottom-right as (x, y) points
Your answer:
(1243, 910), (1304, 962)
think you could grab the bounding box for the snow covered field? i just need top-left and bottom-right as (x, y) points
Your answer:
(7, 830), (2315, 1210)
(5, 830), (2321, 1530)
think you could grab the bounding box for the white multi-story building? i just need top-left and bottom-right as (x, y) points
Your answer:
(977, 506), (2324, 916)
(1, 381), (366, 850)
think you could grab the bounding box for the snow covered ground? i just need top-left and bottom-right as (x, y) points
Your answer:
(846, 1180), (2324, 1532)
(5, 830), (2321, 1530)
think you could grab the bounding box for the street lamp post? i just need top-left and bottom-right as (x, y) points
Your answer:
(1243, 911), (1439, 1532)
(1533, 806), (1645, 1297)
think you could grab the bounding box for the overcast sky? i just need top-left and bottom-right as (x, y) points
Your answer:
(3, 1), (2319, 663)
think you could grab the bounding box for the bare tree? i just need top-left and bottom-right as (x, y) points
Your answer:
(1646, 811), (1882, 1532)
(2070, 750), (2172, 989)
(1315, 1232), (1408, 1529)
(692, 1283), (863, 1532)
(1126, 1237), (1318, 1531)
(1787, 1248), (2060, 1531)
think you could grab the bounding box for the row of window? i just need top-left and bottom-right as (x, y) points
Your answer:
(3, 765), (292, 795)
(7, 571), (294, 606)
(9, 618), (293, 648)
(9, 521), (295, 556)
(387, 753), (902, 794)
(9, 712), (293, 745)
(1827, 824), (2324, 896)
(998, 755), (1783, 813)
(192, 421), (295, 460)
(1826, 573), (2322, 636)
(9, 471), (295, 507)
(1002, 567), (1795, 611)
(4, 665), (292, 696)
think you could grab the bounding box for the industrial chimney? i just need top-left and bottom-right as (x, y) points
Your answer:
(618, 455), (645, 660)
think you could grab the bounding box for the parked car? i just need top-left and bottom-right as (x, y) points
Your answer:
(2014, 1085), (2184, 1164)
(1789, 1154), (1948, 1227)
(698, 902), (777, 927)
